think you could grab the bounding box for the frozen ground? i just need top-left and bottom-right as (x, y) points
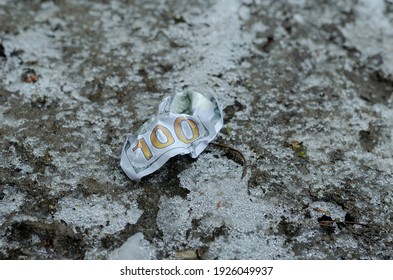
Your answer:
(1, 0), (392, 259)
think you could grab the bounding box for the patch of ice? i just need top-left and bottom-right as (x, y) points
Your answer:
(0, 186), (26, 224)
(167, 0), (252, 106)
(343, 0), (393, 75)
(156, 152), (291, 259)
(54, 195), (142, 236)
(109, 232), (156, 260)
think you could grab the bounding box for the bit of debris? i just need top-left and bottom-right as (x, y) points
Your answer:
(174, 249), (199, 260)
(313, 207), (332, 216)
(315, 207), (369, 234)
(21, 68), (38, 83)
(289, 140), (308, 159)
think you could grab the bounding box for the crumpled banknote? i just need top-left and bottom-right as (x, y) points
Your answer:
(121, 91), (223, 180)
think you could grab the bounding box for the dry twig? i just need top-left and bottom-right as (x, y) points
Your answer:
(211, 142), (247, 179)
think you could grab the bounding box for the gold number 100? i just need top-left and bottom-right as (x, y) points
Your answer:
(132, 116), (199, 161)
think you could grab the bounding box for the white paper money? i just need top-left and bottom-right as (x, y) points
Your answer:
(120, 91), (223, 181)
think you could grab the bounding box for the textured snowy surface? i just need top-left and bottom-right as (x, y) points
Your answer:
(1, 0), (392, 259)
